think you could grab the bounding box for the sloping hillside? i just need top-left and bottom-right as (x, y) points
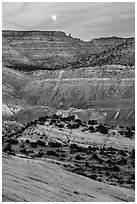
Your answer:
(3, 65), (135, 126)
(2, 30), (135, 202)
(2, 30), (135, 126)
(2, 153), (135, 202)
(2, 31), (135, 70)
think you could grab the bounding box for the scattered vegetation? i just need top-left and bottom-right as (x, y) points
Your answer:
(46, 150), (59, 157)
(2, 113), (135, 190)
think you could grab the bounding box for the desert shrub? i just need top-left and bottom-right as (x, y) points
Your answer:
(52, 114), (59, 120)
(63, 163), (69, 168)
(125, 129), (134, 138)
(75, 154), (83, 160)
(88, 120), (98, 125)
(98, 158), (103, 164)
(92, 153), (99, 160)
(38, 121), (45, 125)
(49, 121), (53, 125)
(88, 145), (97, 152)
(46, 150), (59, 157)
(30, 142), (37, 148)
(38, 116), (47, 123)
(130, 149), (135, 159)
(112, 165), (120, 172)
(126, 179), (132, 184)
(118, 130), (125, 135)
(119, 149), (127, 157)
(48, 141), (62, 148)
(59, 157), (65, 161)
(25, 139), (30, 143)
(85, 162), (89, 167)
(9, 151), (16, 156)
(20, 148), (27, 154)
(95, 124), (108, 134)
(28, 150), (34, 153)
(90, 174), (98, 180)
(67, 124), (71, 129)
(118, 179), (124, 184)
(59, 153), (66, 158)
(130, 173), (135, 180)
(3, 144), (12, 152)
(36, 140), (46, 147)
(106, 159), (113, 165)
(115, 160), (121, 165)
(78, 146), (87, 152)
(57, 148), (65, 153)
(72, 123), (80, 128)
(99, 150), (104, 155)
(70, 143), (87, 154)
(98, 178), (102, 182)
(107, 146), (116, 152)
(105, 171), (110, 176)
(103, 165), (111, 171)
(70, 144), (80, 154)
(7, 138), (18, 144)
(20, 143), (25, 148)
(120, 157), (127, 165)
(70, 143), (79, 150)
(68, 122), (80, 129)
(36, 151), (44, 158)
(131, 126), (135, 131)
(131, 160), (135, 167)
(51, 119), (57, 123)
(88, 126), (95, 132)
(57, 124), (64, 128)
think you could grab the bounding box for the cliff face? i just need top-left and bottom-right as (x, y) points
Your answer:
(2, 30), (135, 70)
(2, 31), (135, 126)
(2, 30), (96, 70)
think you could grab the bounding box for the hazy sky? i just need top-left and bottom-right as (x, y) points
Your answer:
(2, 2), (135, 41)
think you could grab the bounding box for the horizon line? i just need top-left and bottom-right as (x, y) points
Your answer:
(2, 29), (135, 41)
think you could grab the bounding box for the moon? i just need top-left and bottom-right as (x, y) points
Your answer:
(52, 15), (57, 21)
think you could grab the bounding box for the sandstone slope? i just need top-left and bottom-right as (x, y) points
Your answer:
(2, 153), (135, 202)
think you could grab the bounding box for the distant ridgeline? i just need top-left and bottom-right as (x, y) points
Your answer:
(2, 30), (70, 39)
(2, 30), (135, 71)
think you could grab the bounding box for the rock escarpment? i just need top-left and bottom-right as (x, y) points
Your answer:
(2, 30), (135, 70)
(2, 31), (135, 126)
